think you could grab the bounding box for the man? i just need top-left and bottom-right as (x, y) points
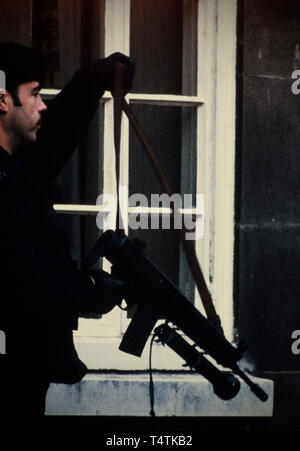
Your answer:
(0, 42), (134, 418)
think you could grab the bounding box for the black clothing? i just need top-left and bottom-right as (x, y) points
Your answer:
(0, 64), (106, 418)
(0, 42), (45, 93)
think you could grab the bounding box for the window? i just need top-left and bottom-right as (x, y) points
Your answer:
(34, 0), (237, 370)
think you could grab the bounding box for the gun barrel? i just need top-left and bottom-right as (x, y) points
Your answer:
(154, 324), (241, 401)
(231, 364), (268, 402)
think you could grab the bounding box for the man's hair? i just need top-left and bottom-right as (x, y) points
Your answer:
(0, 42), (45, 106)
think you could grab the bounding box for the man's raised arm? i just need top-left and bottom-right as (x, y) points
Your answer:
(27, 53), (134, 183)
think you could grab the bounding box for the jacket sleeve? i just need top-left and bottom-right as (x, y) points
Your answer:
(20, 61), (106, 184)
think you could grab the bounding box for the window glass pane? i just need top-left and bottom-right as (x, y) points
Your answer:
(128, 104), (182, 285)
(130, 0), (184, 94)
(32, 0), (60, 88)
(33, 0), (105, 206)
(130, 0), (198, 95)
(32, 0), (104, 88)
(48, 106), (104, 206)
(129, 104), (182, 198)
(128, 103), (198, 289)
(129, 104), (197, 202)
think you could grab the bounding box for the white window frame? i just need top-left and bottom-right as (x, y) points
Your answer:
(43, 0), (237, 370)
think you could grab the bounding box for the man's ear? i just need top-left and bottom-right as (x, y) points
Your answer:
(0, 90), (10, 113)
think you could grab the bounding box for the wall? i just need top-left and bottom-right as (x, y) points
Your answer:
(235, 0), (300, 430)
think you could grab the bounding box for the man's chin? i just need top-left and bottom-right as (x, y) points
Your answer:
(27, 130), (38, 143)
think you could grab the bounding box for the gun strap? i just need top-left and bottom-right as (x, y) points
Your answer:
(112, 65), (222, 330)
(113, 63), (126, 234)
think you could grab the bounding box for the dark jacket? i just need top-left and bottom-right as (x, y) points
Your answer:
(0, 64), (105, 389)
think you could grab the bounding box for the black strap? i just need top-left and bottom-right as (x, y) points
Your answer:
(113, 63), (126, 234)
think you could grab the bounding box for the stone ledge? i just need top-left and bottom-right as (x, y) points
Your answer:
(45, 372), (273, 417)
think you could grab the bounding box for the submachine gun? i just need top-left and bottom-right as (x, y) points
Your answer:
(84, 229), (268, 403)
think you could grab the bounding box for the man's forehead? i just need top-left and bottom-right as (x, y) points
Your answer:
(19, 81), (41, 91)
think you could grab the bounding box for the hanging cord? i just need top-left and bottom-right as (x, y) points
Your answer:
(113, 63), (158, 418)
(113, 63), (126, 234)
(149, 333), (157, 417)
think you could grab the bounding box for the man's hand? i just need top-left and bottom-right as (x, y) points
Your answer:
(95, 52), (135, 95)
(88, 269), (126, 315)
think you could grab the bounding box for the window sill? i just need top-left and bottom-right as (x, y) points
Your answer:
(45, 373), (273, 417)
(74, 336), (191, 370)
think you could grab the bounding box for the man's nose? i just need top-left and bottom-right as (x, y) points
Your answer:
(39, 98), (48, 112)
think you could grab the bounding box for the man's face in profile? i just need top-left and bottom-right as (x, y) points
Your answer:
(7, 81), (47, 146)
